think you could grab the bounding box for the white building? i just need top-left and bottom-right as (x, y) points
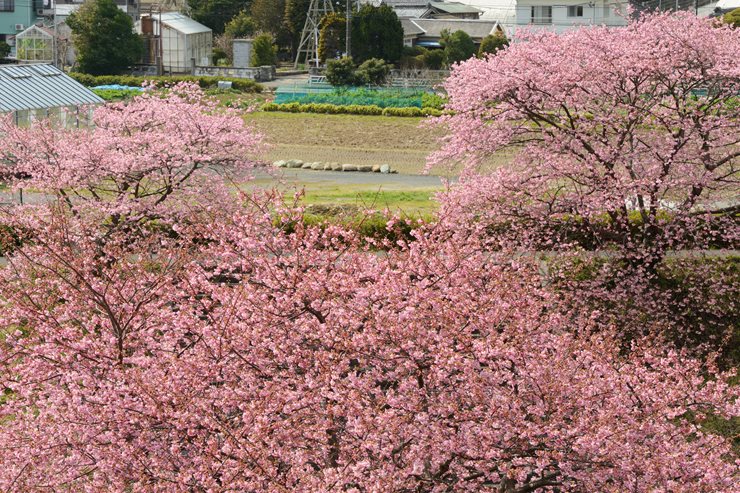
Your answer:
(450, 0), (628, 38)
(136, 12), (212, 73)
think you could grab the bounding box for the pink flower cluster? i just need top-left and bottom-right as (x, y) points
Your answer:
(0, 21), (737, 493)
(0, 197), (737, 492)
(431, 12), (739, 355)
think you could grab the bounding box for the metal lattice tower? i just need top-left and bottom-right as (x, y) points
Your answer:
(294, 0), (335, 68)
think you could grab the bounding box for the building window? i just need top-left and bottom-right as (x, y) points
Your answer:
(531, 6), (553, 24)
(568, 5), (584, 17)
(0, 0), (14, 12)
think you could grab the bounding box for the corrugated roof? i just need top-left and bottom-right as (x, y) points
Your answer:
(159, 13), (211, 35)
(0, 64), (104, 112)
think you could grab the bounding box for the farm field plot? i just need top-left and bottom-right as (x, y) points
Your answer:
(245, 111), (512, 174)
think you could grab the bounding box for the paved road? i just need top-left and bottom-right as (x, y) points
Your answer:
(0, 169), (451, 207)
(261, 73), (311, 91)
(250, 168), (452, 189)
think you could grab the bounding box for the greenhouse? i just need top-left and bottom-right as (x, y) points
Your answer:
(137, 13), (212, 73)
(0, 64), (103, 128)
(15, 25), (54, 63)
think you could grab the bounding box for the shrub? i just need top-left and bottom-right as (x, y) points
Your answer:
(421, 49), (445, 70)
(69, 73), (263, 93)
(212, 46), (229, 65)
(252, 33), (277, 67)
(402, 45), (427, 58)
(382, 106), (422, 117)
(421, 92), (447, 110)
(0, 40), (10, 59)
(325, 56), (357, 86)
(478, 33), (509, 58)
(262, 101), (438, 117)
(354, 58), (391, 86)
(724, 7), (740, 27)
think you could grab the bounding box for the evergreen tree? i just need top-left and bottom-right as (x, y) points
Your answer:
(224, 11), (256, 38)
(478, 32), (509, 58)
(284, 0), (311, 56)
(441, 29), (476, 66)
(351, 4), (403, 64)
(252, 33), (277, 66)
(250, 0), (287, 34)
(67, 0), (144, 75)
(189, 0), (251, 34)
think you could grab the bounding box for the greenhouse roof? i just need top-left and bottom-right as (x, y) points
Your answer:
(160, 13), (212, 35)
(0, 64), (103, 113)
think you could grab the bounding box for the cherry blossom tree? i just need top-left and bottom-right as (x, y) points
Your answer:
(0, 195), (737, 492)
(0, 21), (737, 492)
(0, 82), (262, 228)
(430, 12), (739, 358)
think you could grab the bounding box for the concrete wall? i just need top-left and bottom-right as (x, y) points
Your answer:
(232, 39), (252, 69)
(193, 65), (275, 82)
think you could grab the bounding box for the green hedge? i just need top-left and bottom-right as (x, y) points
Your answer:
(70, 73), (263, 93)
(262, 102), (444, 117)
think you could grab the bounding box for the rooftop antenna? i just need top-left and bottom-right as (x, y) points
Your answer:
(294, 0), (335, 68)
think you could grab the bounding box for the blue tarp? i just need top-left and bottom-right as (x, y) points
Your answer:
(92, 85), (144, 91)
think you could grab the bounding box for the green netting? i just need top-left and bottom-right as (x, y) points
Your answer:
(273, 85), (430, 108)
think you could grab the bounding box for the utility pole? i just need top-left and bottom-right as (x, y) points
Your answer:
(345, 0), (351, 58)
(52, 2), (57, 68)
(295, 0), (335, 68)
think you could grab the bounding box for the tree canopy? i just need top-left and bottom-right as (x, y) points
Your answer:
(441, 29), (476, 66)
(351, 4), (403, 64)
(431, 12), (740, 356)
(0, 13), (737, 493)
(478, 32), (509, 57)
(224, 10), (256, 38)
(724, 7), (740, 27)
(250, 0), (286, 35)
(189, 0), (251, 34)
(67, 0), (144, 75)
